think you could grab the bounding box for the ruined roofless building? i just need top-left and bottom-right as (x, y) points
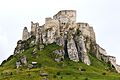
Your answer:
(20, 10), (120, 73)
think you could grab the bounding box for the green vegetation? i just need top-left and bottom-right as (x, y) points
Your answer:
(0, 43), (120, 80)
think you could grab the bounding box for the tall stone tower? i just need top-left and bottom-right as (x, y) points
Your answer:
(31, 21), (39, 36)
(53, 10), (76, 34)
(22, 27), (29, 40)
(53, 10), (76, 24)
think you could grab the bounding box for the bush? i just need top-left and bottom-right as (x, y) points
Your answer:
(10, 72), (13, 75)
(84, 77), (89, 80)
(60, 76), (63, 79)
(7, 55), (14, 61)
(81, 68), (86, 71)
(66, 72), (71, 75)
(53, 75), (57, 78)
(1, 60), (7, 66)
(102, 72), (106, 75)
(56, 72), (60, 75)
(37, 63), (42, 68)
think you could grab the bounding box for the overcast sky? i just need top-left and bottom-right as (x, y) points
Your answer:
(0, 0), (120, 64)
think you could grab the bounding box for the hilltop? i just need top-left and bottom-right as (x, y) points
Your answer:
(0, 10), (120, 80)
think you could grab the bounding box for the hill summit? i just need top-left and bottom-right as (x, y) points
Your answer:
(14, 10), (120, 72)
(1, 10), (120, 80)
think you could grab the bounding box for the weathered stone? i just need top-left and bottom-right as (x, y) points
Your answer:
(40, 73), (48, 77)
(28, 64), (33, 69)
(74, 35), (91, 65)
(16, 61), (21, 69)
(32, 62), (38, 65)
(42, 77), (49, 80)
(20, 56), (27, 65)
(67, 37), (79, 62)
(54, 58), (61, 62)
(14, 40), (24, 54)
(53, 50), (64, 56)
(22, 27), (30, 41)
(39, 44), (44, 51)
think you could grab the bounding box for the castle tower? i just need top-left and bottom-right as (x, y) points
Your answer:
(36, 26), (43, 44)
(31, 21), (39, 36)
(53, 10), (76, 34)
(53, 10), (76, 24)
(22, 27), (29, 40)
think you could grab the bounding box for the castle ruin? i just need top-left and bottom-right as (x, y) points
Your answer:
(16, 10), (120, 73)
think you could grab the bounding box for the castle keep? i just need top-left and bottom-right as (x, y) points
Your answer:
(14, 10), (120, 73)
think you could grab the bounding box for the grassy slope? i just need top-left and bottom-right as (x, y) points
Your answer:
(0, 43), (120, 80)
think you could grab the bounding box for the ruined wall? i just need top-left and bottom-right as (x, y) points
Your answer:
(31, 21), (39, 36)
(22, 27), (29, 40)
(77, 23), (95, 41)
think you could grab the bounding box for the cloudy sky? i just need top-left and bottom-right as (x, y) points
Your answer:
(0, 0), (120, 64)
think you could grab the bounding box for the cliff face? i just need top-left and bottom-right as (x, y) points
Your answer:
(14, 10), (120, 73)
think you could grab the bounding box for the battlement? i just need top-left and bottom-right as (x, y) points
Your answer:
(53, 10), (76, 24)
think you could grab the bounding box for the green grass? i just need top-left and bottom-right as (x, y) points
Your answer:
(0, 43), (120, 80)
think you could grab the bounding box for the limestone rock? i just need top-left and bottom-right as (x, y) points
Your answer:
(74, 35), (91, 65)
(14, 40), (24, 54)
(28, 64), (34, 69)
(40, 73), (48, 77)
(20, 56), (27, 65)
(16, 61), (21, 69)
(67, 37), (79, 62)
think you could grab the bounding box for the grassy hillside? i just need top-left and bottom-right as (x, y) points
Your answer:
(0, 43), (120, 80)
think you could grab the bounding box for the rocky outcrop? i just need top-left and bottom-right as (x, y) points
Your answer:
(74, 34), (91, 65)
(14, 10), (120, 73)
(20, 56), (27, 65)
(67, 37), (79, 62)
(14, 40), (24, 54)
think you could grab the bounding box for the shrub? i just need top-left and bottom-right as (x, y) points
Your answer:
(66, 72), (71, 75)
(56, 72), (60, 75)
(7, 55), (14, 61)
(60, 76), (63, 79)
(10, 72), (13, 75)
(37, 63), (42, 68)
(1, 60), (7, 66)
(102, 72), (106, 75)
(75, 77), (78, 79)
(81, 68), (86, 71)
(84, 77), (89, 80)
(53, 75), (57, 78)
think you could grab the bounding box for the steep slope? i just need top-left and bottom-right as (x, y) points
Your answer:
(0, 43), (120, 80)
